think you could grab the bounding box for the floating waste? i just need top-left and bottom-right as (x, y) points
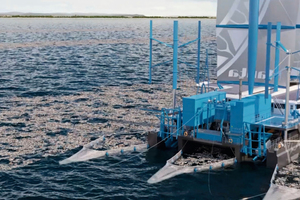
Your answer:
(264, 160), (300, 200)
(148, 145), (235, 184)
(0, 80), (196, 170)
(274, 160), (300, 189)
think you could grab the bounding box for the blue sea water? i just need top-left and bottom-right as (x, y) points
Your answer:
(0, 18), (273, 199)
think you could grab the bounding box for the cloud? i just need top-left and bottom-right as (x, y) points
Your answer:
(0, 0), (217, 16)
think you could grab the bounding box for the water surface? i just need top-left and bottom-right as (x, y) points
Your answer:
(0, 18), (271, 200)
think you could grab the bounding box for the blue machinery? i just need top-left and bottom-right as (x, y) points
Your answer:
(148, 2), (300, 161)
(148, 20), (210, 103)
(156, 89), (276, 159)
(148, 18), (300, 160)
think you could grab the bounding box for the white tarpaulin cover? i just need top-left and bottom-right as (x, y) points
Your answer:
(217, 0), (299, 87)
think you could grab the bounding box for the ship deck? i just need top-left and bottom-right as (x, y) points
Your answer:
(204, 82), (300, 103)
(255, 115), (299, 130)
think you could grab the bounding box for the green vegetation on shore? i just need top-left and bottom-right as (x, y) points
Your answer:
(0, 15), (216, 19)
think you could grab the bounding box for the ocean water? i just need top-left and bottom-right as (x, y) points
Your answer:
(0, 18), (273, 199)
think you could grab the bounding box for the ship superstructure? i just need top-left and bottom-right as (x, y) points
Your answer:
(147, 1), (300, 198)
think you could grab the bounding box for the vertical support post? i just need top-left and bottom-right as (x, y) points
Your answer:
(149, 20), (153, 84)
(206, 49), (209, 91)
(274, 22), (282, 92)
(248, 0), (260, 95)
(207, 102), (209, 130)
(173, 21), (179, 109)
(258, 126), (261, 157)
(160, 111), (164, 137)
(249, 130), (252, 156)
(265, 22), (272, 98)
(284, 52), (291, 138)
(197, 21), (201, 85)
(167, 113), (170, 135)
(263, 127), (266, 155)
(239, 78), (242, 100)
(297, 72), (300, 101)
(177, 110), (181, 137)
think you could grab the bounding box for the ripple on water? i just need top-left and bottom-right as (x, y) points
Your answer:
(87, 118), (109, 124)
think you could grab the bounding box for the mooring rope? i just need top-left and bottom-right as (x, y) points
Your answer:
(208, 139), (215, 196)
(219, 129), (236, 158)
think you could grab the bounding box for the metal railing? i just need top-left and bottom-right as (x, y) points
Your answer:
(273, 96), (284, 115)
(159, 108), (182, 140)
(242, 123), (272, 158)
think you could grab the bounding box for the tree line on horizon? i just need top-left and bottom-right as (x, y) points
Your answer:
(0, 15), (216, 19)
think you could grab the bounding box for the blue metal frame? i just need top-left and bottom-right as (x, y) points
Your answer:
(276, 41), (288, 53)
(269, 67), (287, 80)
(148, 20), (202, 88)
(290, 67), (300, 73)
(152, 15), (300, 156)
(265, 22), (272, 98)
(152, 59), (172, 68)
(291, 49), (300, 55)
(197, 49), (210, 94)
(248, 0), (260, 95)
(206, 49), (210, 91)
(217, 83), (223, 89)
(197, 21), (201, 85)
(285, 118), (300, 129)
(274, 22), (281, 92)
(151, 38), (172, 48)
(149, 20), (153, 84)
(173, 21), (178, 90)
(216, 24), (295, 29)
(217, 81), (285, 88)
(159, 108), (182, 142)
(298, 72), (300, 101)
(242, 123), (272, 158)
(219, 26), (296, 90)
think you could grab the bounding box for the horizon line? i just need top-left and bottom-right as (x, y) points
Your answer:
(0, 12), (216, 18)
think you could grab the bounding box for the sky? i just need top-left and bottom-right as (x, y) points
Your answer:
(1, 0), (217, 16)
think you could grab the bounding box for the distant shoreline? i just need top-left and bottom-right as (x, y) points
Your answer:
(0, 15), (216, 19)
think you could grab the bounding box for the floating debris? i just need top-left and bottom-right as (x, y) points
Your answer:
(174, 152), (232, 166)
(0, 80), (198, 170)
(148, 149), (235, 184)
(274, 160), (300, 189)
(174, 146), (233, 166)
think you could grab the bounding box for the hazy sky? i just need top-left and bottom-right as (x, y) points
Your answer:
(1, 0), (217, 16)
